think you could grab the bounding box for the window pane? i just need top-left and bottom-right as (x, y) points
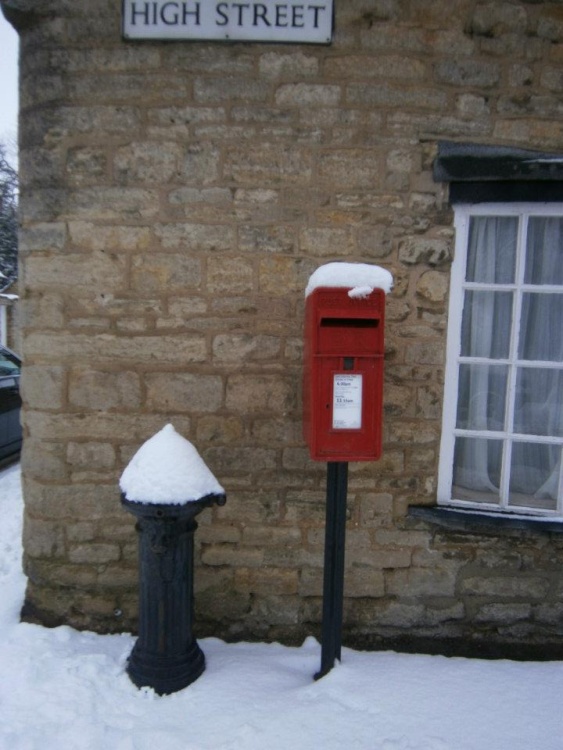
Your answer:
(466, 216), (517, 283)
(514, 368), (563, 437)
(457, 364), (507, 431)
(452, 437), (502, 504)
(461, 291), (513, 359)
(525, 217), (563, 285)
(508, 442), (559, 510)
(519, 293), (563, 361)
(443, 206), (563, 517)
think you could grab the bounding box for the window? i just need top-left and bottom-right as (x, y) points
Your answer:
(438, 204), (563, 518)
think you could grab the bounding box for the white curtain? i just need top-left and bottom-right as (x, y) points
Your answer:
(453, 216), (563, 507)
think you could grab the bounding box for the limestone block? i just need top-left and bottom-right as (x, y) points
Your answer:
(318, 149), (382, 189)
(541, 66), (563, 93)
(20, 365), (64, 409)
(154, 222), (234, 252)
(207, 257), (254, 294)
(131, 253), (201, 294)
(416, 270), (448, 303)
(299, 226), (354, 257)
(347, 83), (447, 110)
(250, 595), (301, 626)
(168, 186), (232, 210)
(258, 256), (316, 295)
(259, 51), (318, 78)
(19, 293), (65, 330)
(19, 222), (67, 253)
(205, 445), (278, 474)
(51, 47), (161, 73)
(201, 544), (264, 567)
(226, 373), (294, 414)
(456, 94), (490, 119)
(114, 141), (182, 184)
(376, 601), (426, 628)
(57, 105), (142, 135)
(275, 83), (341, 107)
(20, 439), (67, 482)
(215, 490), (282, 524)
(434, 60), (500, 88)
(212, 333), (281, 362)
(386, 566), (457, 598)
(474, 603), (532, 623)
(66, 522), (96, 543)
(24, 332), (207, 365)
(69, 370), (141, 411)
(22, 516), (65, 558)
(404, 341), (445, 366)
(182, 141), (221, 185)
(235, 567), (299, 595)
(224, 143), (313, 185)
(238, 225), (296, 254)
(345, 566), (386, 598)
(196, 416), (244, 444)
(538, 9), (563, 42)
(66, 147), (107, 184)
(241, 526), (302, 547)
(326, 54), (425, 81)
(416, 383), (443, 419)
(66, 187), (161, 221)
(66, 441), (116, 470)
(194, 77), (271, 104)
(24, 250), (127, 293)
(68, 543), (120, 565)
(399, 237), (451, 266)
(459, 575), (551, 599)
(298, 567), (323, 596)
(145, 372), (223, 413)
(469, 2), (528, 37)
(147, 105), (227, 128)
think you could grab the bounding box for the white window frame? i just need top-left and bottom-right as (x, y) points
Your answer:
(438, 202), (563, 519)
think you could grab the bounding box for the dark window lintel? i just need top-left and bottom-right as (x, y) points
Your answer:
(434, 141), (563, 184)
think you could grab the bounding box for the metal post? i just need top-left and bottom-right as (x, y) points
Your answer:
(122, 494), (225, 695)
(315, 461), (348, 680)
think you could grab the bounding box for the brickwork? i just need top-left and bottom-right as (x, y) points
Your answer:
(4, 0), (563, 652)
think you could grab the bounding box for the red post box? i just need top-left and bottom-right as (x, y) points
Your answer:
(303, 286), (386, 462)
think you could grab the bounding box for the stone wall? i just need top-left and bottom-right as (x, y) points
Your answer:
(6, 0), (563, 654)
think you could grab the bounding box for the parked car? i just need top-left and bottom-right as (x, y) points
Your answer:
(0, 344), (22, 462)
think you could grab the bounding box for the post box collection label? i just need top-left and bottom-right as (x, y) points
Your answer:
(332, 374), (362, 430)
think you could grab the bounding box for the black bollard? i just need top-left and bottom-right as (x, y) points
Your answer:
(122, 492), (226, 695)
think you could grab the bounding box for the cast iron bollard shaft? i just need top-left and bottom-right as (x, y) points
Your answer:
(315, 461), (348, 680)
(122, 493), (225, 695)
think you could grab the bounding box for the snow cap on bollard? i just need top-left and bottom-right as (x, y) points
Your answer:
(120, 423), (225, 506)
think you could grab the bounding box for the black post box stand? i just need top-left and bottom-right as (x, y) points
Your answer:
(315, 461), (348, 680)
(122, 492), (226, 695)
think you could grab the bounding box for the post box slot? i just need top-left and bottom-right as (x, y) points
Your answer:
(317, 317), (381, 355)
(320, 318), (379, 328)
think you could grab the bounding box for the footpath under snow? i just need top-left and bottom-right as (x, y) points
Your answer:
(1, 463), (562, 750)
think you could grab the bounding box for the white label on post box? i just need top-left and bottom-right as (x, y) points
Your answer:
(332, 374), (362, 430)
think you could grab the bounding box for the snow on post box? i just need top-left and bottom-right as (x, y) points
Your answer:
(303, 263), (393, 462)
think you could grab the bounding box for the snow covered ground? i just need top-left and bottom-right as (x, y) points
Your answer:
(1, 462), (562, 750)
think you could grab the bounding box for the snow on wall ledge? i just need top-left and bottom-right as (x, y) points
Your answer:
(120, 424), (225, 505)
(305, 262), (394, 298)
